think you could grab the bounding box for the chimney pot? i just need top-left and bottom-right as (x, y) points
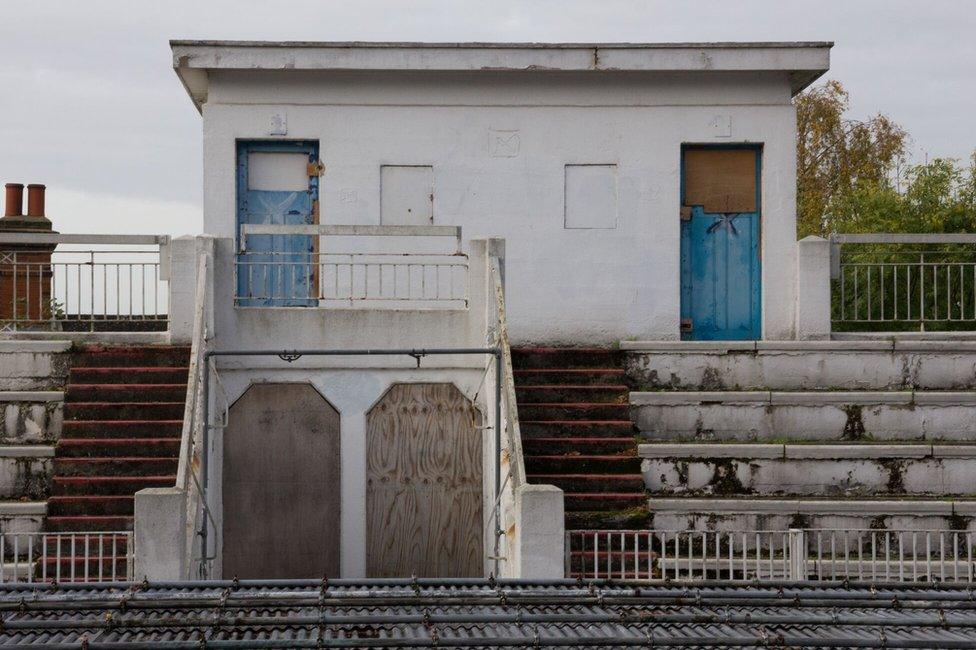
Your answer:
(26, 184), (46, 217)
(4, 183), (24, 217)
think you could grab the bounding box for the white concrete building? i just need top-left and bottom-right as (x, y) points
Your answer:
(172, 40), (832, 343)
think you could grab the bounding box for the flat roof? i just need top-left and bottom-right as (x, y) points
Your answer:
(171, 40), (832, 110)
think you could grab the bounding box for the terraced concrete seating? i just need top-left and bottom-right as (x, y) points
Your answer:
(640, 443), (976, 497)
(632, 391), (976, 442)
(623, 340), (976, 391)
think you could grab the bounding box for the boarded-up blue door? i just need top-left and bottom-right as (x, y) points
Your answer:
(680, 146), (761, 340)
(236, 141), (319, 307)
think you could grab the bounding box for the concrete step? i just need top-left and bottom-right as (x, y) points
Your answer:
(632, 391), (976, 442)
(512, 348), (623, 369)
(47, 496), (134, 517)
(527, 474), (646, 493)
(0, 341), (70, 391)
(515, 386), (628, 404)
(66, 384), (187, 403)
(564, 493), (648, 511)
(0, 501), (46, 535)
(623, 340), (976, 391)
(514, 368), (627, 386)
(523, 437), (635, 455)
(64, 402), (185, 421)
(56, 438), (181, 458)
(520, 421), (634, 438)
(0, 446), (53, 500)
(60, 420), (183, 439)
(53, 457), (178, 477)
(525, 454), (641, 475)
(52, 475), (176, 496)
(71, 346), (190, 368)
(0, 391), (63, 443)
(648, 497), (976, 533)
(519, 403), (630, 421)
(69, 366), (189, 385)
(640, 443), (976, 497)
(566, 508), (651, 530)
(44, 516), (133, 532)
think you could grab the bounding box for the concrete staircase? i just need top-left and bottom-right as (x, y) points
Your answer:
(513, 348), (649, 536)
(46, 345), (188, 535)
(625, 341), (976, 534)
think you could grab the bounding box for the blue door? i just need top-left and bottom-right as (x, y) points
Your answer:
(680, 146), (761, 340)
(236, 141), (319, 307)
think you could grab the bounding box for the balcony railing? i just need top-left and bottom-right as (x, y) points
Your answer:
(568, 528), (976, 582)
(0, 233), (169, 333)
(0, 531), (133, 583)
(830, 234), (976, 332)
(235, 224), (468, 309)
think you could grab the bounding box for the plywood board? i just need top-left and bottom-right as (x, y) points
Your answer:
(683, 148), (758, 213)
(222, 383), (340, 578)
(366, 383), (483, 577)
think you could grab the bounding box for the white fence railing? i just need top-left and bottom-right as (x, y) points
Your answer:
(235, 224), (468, 309)
(0, 233), (169, 332)
(0, 531), (133, 583)
(568, 529), (976, 583)
(830, 234), (976, 329)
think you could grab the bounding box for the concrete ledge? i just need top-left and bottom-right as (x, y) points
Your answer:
(0, 446), (54, 458)
(0, 341), (71, 353)
(0, 501), (46, 516)
(648, 498), (960, 515)
(640, 443), (976, 460)
(619, 341), (756, 352)
(1, 332), (169, 344)
(631, 390), (976, 406)
(0, 392), (64, 403)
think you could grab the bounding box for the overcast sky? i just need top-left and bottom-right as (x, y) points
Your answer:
(0, 0), (973, 236)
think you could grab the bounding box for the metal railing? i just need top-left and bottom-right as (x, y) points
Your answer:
(0, 233), (169, 332)
(568, 529), (976, 583)
(235, 224), (468, 309)
(830, 234), (976, 330)
(0, 531), (133, 583)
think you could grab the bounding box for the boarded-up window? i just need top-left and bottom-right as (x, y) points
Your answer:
(248, 152), (309, 191)
(381, 165), (433, 225)
(683, 148), (758, 213)
(564, 164), (618, 229)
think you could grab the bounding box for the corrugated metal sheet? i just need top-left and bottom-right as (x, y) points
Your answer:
(1, 579), (975, 647)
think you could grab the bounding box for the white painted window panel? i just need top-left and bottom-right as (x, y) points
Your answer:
(564, 164), (618, 229)
(248, 153), (309, 191)
(381, 166), (433, 225)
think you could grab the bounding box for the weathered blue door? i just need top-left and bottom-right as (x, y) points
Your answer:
(680, 147), (761, 340)
(236, 141), (319, 307)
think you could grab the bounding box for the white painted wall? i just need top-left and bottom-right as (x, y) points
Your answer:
(200, 70), (800, 343)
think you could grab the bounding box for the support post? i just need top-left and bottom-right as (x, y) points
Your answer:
(788, 528), (808, 581)
(134, 487), (187, 580)
(796, 236), (831, 340)
(515, 484), (565, 579)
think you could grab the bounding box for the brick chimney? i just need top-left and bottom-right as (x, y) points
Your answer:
(0, 182), (57, 327)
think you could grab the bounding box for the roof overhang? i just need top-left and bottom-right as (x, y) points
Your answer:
(171, 40), (832, 112)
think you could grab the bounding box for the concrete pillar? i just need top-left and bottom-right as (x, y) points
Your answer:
(167, 236), (200, 344)
(796, 236), (831, 340)
(134, 487), (187, 580)
(515, 483), (565, 578)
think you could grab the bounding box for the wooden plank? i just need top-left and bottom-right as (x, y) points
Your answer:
(365, 383), (483, 577)
(683, 148), (757, 213)
(222, 383), (341, 579)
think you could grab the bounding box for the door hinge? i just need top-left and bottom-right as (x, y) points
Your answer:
(307, 161), (326, 177)
(680, 318), (694, 332)
(680, 206), (692, 221)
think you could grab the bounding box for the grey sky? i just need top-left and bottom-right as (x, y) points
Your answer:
(0, 0), (973, 236)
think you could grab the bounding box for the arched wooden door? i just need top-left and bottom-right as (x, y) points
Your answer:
(365, 383), (483, 577)
(222, 383), (341, 578)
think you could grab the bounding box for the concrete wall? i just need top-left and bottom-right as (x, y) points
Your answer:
(200, 70), (800, 343)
